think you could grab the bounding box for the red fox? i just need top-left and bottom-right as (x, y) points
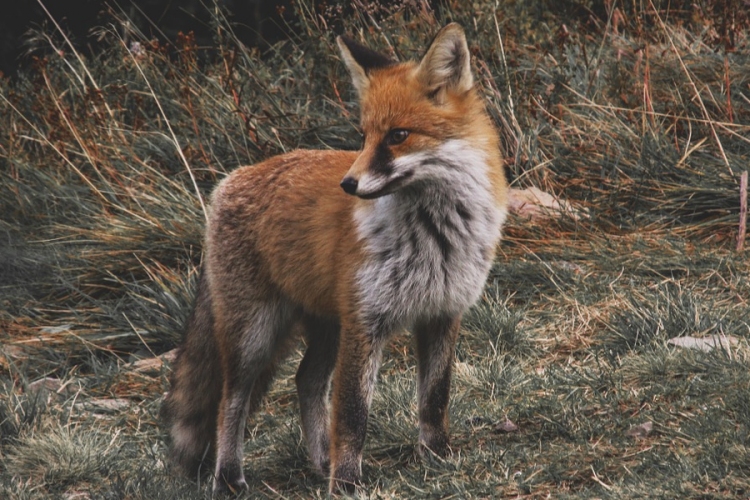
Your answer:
(162, 23), (508, 494)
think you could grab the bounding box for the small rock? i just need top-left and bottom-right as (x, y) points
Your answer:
(494, 417), (519, 433)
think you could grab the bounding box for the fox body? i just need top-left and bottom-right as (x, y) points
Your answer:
(162, 23), (508, 494)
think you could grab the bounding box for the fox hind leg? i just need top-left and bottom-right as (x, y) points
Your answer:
(295, 314), (340, 476)
(213, 299), (297, 494)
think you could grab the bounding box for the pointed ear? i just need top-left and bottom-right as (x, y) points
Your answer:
(417, 23), (473, 102)
(337, 36), (396, 98)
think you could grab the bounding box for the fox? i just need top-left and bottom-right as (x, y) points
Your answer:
(161, 23), (508, 495)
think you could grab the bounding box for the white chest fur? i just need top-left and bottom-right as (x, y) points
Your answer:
(353, 140), (507, 331)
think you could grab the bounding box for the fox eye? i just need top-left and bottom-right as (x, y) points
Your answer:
(385, 128), (409, 146)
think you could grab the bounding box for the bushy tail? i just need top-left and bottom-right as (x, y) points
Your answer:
(161, 269), (223, 479)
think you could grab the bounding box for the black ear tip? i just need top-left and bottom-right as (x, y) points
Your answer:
(337, 36), (355, 50)
(337, 35), (396, 73)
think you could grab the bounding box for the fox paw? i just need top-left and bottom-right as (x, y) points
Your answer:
(213, 465), (248, 496)
(329, 464), (361, 495)
(419, 432), (452, 459)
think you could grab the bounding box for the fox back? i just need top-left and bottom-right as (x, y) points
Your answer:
(162, 23), (508, 495)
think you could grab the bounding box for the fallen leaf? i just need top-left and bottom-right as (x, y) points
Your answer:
(130, 349), (178, 375)
(625, 421), (653, 439)
(667, 335), (739, 352)
(27, 377), (78, 399)
(131, 356), (165, 375)
(508, 187), (580, 221)
(162, 348), (178, 363)
(27, 377), (63, 394)
(39, 324), (73, 334)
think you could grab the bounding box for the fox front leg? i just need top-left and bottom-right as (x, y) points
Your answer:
(414, 315), (461, 457)
(328, 322), (385, 494)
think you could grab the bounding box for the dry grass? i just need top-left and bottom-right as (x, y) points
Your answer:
(1, 0), (749, 498)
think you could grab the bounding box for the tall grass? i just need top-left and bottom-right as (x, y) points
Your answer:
(1, 1), (749, 498)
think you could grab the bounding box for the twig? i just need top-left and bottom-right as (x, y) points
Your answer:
(331, 81), (349, 118)
(739, 171), (748, 252)
(122, 312), (158, 359)
(724, 56), (734, 123)
(590, 465), (613, 491)
(642, 47), (655, 130)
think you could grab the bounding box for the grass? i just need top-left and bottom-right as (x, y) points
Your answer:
(1, 0), (750, 498)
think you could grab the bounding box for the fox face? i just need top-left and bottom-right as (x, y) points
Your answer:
(337, 25), (491, 200)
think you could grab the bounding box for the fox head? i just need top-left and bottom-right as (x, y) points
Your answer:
(337, 23), (496, 199)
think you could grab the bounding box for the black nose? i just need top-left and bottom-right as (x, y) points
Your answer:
(340, 177), (358, 195)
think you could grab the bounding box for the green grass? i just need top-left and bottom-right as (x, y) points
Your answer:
(1, 0), (750, 498)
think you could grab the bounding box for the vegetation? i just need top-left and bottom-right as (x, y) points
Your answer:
(1, 0), (749, 498)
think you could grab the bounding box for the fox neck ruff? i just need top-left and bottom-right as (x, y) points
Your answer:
(353, 139), (506, 333)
